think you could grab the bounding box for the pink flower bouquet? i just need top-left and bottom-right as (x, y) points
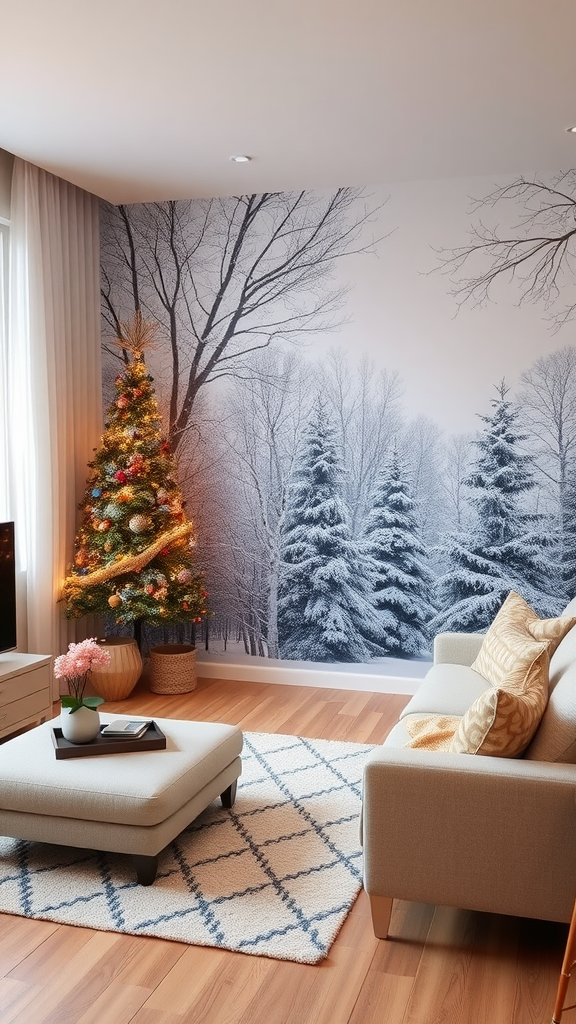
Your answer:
(54, 638), (111, 712)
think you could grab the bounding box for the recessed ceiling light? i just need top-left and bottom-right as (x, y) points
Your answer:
(567, 126), (576, 134)
(229, 155), (251, 163)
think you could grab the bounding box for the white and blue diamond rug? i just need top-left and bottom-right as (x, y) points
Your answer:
(0, 732), (374, 963)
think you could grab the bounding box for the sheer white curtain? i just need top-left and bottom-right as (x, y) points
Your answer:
(7, 158), (102, 679)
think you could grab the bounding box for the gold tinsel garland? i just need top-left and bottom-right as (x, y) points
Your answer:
(63, 522), (194, 598)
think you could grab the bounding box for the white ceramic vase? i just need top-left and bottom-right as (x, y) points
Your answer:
(60, 705), (101, 744)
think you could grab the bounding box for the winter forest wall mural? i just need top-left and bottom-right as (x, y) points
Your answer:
(99, 171), (576, 675)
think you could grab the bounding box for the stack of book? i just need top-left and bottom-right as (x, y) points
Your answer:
(100, 720), (153, 739)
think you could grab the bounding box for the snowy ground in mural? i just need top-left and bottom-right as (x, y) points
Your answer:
(197, 641), (432, 677)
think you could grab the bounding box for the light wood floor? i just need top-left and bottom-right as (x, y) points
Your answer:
(0, 676), (573, 1024)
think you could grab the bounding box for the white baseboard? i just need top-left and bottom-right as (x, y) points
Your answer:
(196, 654), (427, 695)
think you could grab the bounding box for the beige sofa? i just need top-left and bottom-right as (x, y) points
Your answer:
(361, 597), (576, 939)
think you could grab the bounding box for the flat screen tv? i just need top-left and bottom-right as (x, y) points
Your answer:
(0, 522), (17, 652)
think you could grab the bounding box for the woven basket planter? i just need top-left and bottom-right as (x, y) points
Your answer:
(90, 637), (143, 702)
(149, 644), (197, 694)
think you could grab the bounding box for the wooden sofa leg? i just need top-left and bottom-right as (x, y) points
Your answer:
(369, 895), (393, 938)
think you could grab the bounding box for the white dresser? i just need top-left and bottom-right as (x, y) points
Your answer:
(0, 653), (53, 739)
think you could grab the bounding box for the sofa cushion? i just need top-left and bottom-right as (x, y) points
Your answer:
(524, 607), (576, 762)
(450, 647), (549, 757)
(472, 590), (576, 685)
(399, 663), (491, 720)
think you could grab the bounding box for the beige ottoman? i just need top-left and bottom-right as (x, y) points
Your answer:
(0, 713), (243, 885)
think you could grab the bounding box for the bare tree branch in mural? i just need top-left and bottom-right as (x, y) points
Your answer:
(517, 345), (576, 596)
(223, 349), (309, 659)
(400, 416), (446, 549)
(440, 433), (474, 532)
(101, 190), (383, 452)
(101, 204), (142, 361)
(317, 350), (403, 534)
(436, 172), (576, 328)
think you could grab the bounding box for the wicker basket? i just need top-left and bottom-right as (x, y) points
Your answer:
(148, 644), (197, 694)
(90, 637), (143, 701)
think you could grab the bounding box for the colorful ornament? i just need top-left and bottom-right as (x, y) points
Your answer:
(97, 519), (111, 532)
(116, 395), (130, 409)
(145, 584), (155, 595)
(114, 470), (128, 484)
(104, 540), (113, 552)
(91, 488), (102, 498)
(129, 514), (152, 533)
(103, 502), (123, 520)
(156, 488), (168, 502)
(177, 568), (193, 584)
(108, 594), (122, 608)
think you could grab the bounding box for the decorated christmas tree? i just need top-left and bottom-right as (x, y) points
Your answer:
(62, 314), (207, 640)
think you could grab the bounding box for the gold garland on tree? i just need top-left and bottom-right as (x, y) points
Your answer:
(63, 522), (194, 598)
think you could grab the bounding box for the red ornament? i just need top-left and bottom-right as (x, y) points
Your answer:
(116, 395), (129, 409)
(114, 470), (128, 483)
(160, 442), (172, 455)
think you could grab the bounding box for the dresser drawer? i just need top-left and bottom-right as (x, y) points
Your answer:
(0, 664), (51, 704)
(0, 689), (51, 731)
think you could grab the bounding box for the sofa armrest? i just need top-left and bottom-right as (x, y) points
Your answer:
(362, 747), (576, 925)
(433, 631), (485, 666)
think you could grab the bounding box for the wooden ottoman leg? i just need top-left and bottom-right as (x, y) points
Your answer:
(221, 780), (237, 808)
(133, 854), (159, 886)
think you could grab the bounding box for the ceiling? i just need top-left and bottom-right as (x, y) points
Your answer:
(1, 0), (576, 205)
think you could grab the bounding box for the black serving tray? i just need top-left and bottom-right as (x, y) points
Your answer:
(51, 721), (166, 759)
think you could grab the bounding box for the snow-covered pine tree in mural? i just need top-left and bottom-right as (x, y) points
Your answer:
(432, 382), (561, 633)
(362, 448), (435, 657)
(277, 400), (377, 662)
(517, 347), (576, 602)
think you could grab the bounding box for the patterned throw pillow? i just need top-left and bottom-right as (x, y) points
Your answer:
(450, 645), (549, 757)
(472, 591), (576, 685)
